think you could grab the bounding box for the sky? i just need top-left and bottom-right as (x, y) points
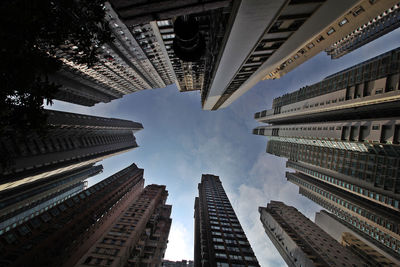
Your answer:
(47, 28), (400, 266)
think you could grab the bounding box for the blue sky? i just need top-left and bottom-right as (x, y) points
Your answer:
(47, 28), (400, 266)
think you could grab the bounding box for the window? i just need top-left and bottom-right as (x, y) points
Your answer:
(316, 36), (325, 43)
(227, 246), (240, 252)
(214, 244), (225, 250)
(307, 43), (315, 49)
(229, 254), (243, 260)
(372, 125), (380, 130)
(338, 18), (348, 26)
(216, 253), (227, 259)
(327, 28), (335, 35)
(352, 6), (365, 16)
(157, 20), (171, 27)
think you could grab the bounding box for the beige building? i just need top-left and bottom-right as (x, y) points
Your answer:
(103, 0), (398, 110)
(259, 201), (366, 267)
(342, 232), (398, 266)
(203, 0), (398, 110)
(326, 4), (400, 59)
(315, 210), (400, 265)
(287, 172), (400, 258)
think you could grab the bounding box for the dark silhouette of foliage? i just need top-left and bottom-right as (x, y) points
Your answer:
(0, 0), (112, 135)
(0, 0), (113, 169)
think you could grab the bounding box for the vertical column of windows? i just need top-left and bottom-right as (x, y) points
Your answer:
(291, 176), (400, 254)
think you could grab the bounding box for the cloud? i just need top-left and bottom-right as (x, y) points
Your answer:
(227, 152), (321, 266)
(164, 221), (193, 260)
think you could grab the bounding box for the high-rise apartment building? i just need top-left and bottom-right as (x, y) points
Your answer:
(259, 201), (365, 267)
(254, 47), (400, 125)
(287, 171), (400, 257)
(0, 164), (102, 236)
(0, 163), (171, 267)
(110, 1), (397, 110)
(50, 1), (398, 109)
(0, 163), (144, 266)
(110, 0), (233, 96)
(153, 8), (232, 96)
(253, 48), (400, 210)
(51, 2), (176, 107)
(75, 184), (171, 267)
(341, 232), (398, 266)
(163, 260), (194, 267)
(326, 4), (400, 59)
(0, 109), (143, 192)
(194, 174), (259, 267)
(315, 210), (400, 265)
(253, 47), (400, 257)
(202, 0), (398, 110)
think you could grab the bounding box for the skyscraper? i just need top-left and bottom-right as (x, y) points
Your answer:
(110, 0), (234, 95)
(287, 171), (400, 257)
(110, 0), (397, 110)
(194, 174), (259, 267)
(259, 201), (365, 267)
(253, 47), (400, 256)
(0, 164), (102, 235)
(315, 210), (400, 264)
(51, 2), (176, 107)
(202, 0), (398, 110)
(0, 163), (172, 267)
(75, 184), (171, 267)
(326, 3), (400, 59)
(341, 231), (398, 266)
(152, 8), (232, 95)
(0, 109), (143, 192)
(253, 48), (400, 210)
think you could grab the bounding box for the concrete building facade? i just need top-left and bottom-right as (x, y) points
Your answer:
(75, 184), (171, 267)
(0, 163), (171, 267)
(253, 48), (400, 214)
(254, 48), (400, 125)
(203, 0), (398, 110)
(0, 109), (143, 192)
(259, 201), (365, 267)
(253, 47), (400, 258)
(48, 1), (398, 109)
(341, 231), (398, 266)
(287, 172), (400, 257)
(315, 210), (400, 265)
(194, 174), (259, 267)
(0, 163), (144, 266)
(52, 2), (176, 107)
(326, 3), (400, 59)
(0, 164), (102, 236)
